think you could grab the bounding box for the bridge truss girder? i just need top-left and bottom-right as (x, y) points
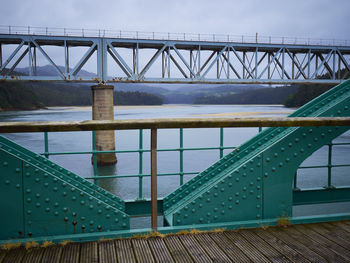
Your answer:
(0, 34), (350, 84)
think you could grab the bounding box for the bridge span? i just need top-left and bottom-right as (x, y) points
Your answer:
(0, 26), (350, 84)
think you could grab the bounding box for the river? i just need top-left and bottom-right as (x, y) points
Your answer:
(0, 104), (349, 225)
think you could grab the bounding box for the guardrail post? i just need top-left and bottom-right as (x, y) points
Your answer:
(44, 132), (49, 158)
(179, 128), (184, 185)
(92, 131), (98, 177)
(139, 129), (143, 199)
(327, 143), (333, 188)
(151, 128), (158, 230)
(219, 127), (224, 158)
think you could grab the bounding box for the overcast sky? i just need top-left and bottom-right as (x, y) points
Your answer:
(1, 0), (350, 40)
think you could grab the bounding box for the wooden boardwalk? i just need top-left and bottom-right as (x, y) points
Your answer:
(1, 221), (350, 263)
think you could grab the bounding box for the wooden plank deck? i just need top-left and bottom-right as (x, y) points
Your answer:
(1, 221), (350, 263)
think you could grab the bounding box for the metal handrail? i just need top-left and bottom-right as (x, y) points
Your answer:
(0, 25), (349, 46)
(0, 117), (350, 133)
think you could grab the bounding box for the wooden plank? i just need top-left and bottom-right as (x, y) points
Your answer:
(178, 234), (213, 263)
(331, 221), (350, 234)
(224, 230), (270, 263)
(0, 250), (8, 263)
(1, 248), (25, 263)
(99, 240), (117, 263)
(1, 117), (350, 133)
(115, 239), (136, 263)
(194, 233), (232, 262)
(312, 223), (350, 249)
(131, 239), (155, 263)
(282, 226), (348, 263)
(209, 232), (251, 263)
(60, 242), (81, 263)
(321, 222), (350, 243)
(148, 237), (174, 263)
(295, 224), (350, 261)
(253, 228), (310, 263)
(239, 229), (290, 263)
(80, 242), (98, 263)
(41, 245), (62, 263)
(21, 248), (45, 263)
(268, 227), (327, 263)
(163, 235), (193, 263)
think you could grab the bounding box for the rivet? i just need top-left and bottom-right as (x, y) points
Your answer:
(272, 167), (276, 172)
(256, 204), (261, 209)
(45, 198), (50, 203)
(15, 168), (21, 173)
(26, 188), (31, 193)
(54, 202), (59, 207)
(3, 162), (8, 167)
(274, 153), (278, 157)
(35, 202), (40, 208)
(266, 158), (270, 162)
(71, 196), (76, 201)
(206, 198), (211, 203)
(236, 178), (240, 182)
(243, 187), (247, 191)
(293, 153), (298, 157)
(4, 180), (10, 185)
(256, 214), (261, 218)
(256, 195), (261, 199)
(242, 195), (246, 199)
(242, 173), (247, 177)
(54, 212), (59, 216)
(264, 172), (268, 177)
(45, 208), (50, 212)
(279, 162), (283, 167)
(15, 184), (20, 189)
(27, 198), (32, 203)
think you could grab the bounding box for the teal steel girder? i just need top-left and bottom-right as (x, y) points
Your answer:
(164, 79), (350, 226)
(0, 136), (125, 211)
(0, 147), (129, 240)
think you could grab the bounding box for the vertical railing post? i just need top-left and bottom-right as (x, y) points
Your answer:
(138, 129), (143, 199)
(258, 127), (262, 133)
(219, 128), (224, 158)
(151, 128), (158, 230)
(92, 131), (98, 177)
(44, 132), (49, 159)
(327, 143), (333, 188)
(179, 128), (184, 185)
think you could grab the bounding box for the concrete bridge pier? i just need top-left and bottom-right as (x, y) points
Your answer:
(91, 84), (117, 165)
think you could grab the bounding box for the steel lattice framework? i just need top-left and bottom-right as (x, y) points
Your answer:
(1, 32), (350, 84)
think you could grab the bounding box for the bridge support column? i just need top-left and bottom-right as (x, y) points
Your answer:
(91, 84), (117, 165)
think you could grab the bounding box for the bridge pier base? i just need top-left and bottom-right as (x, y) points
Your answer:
(91, 84), (117, 166)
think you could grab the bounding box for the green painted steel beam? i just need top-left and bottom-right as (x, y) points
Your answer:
(125, 199), (163, 217)
(1, 213), (349, 245)
(293, 187), (350, 205)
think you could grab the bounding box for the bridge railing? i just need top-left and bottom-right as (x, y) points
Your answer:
(1, 117), (350, 229)
(1, 25), (349, 46)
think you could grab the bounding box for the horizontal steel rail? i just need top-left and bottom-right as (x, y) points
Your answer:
(1, 117), (350, 133)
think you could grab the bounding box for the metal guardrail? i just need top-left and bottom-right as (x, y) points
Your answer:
(1, 117), (350, 229)
(1, 25), (349, 46)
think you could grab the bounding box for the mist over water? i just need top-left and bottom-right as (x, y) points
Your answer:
(1, 104), (349, 224)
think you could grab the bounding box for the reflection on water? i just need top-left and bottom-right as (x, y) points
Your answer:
(1, 104), (349, 221)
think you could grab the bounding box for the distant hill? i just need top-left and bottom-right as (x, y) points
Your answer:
(0, 82), (163, 111)
(194, 86), (297, 105)
(15, 65), (96, 77)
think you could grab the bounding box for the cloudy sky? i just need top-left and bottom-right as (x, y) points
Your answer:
(1, 0), (350, 40)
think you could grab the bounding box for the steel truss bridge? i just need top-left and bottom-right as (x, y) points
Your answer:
(0, 26), (350, 84)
